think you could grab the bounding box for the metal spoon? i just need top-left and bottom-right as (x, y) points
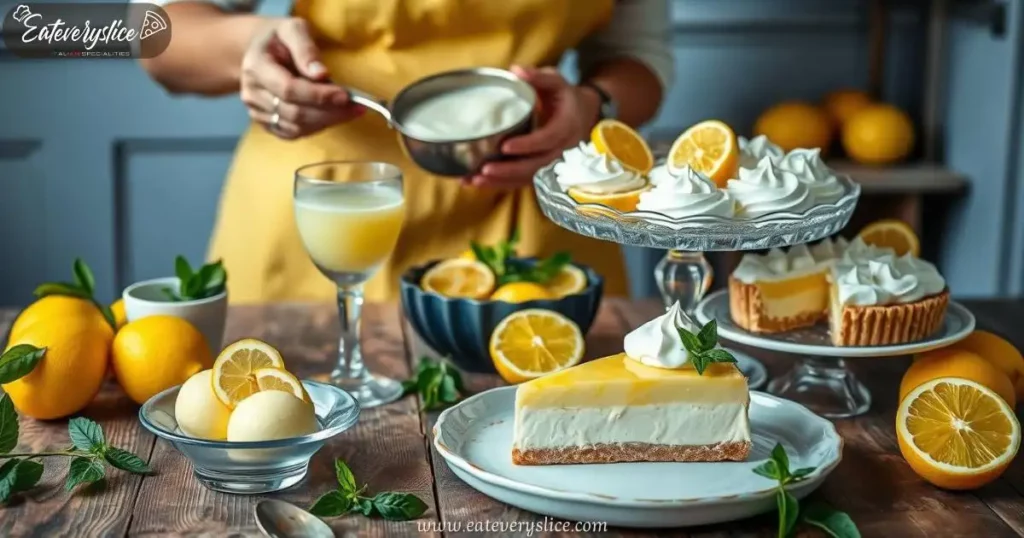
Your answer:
(254, 499), (334, 538)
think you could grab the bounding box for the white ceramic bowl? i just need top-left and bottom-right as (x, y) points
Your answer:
(123, 276), (227, 355)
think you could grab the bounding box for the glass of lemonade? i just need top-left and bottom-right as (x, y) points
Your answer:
(294, 161), (405, 408)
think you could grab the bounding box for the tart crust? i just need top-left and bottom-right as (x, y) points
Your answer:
(832, 288), (950, 347)
(512, 441), (752, 465)
(728, 277), (824, 333)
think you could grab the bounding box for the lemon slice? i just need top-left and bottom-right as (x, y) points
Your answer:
(590, 119), (654, 174)
(489, 309), (584, 384)
(254, 367), (306, 402)
(858, 219), (920, 257)
(490, 282), (553, 304)
(667, 120), (739, 187)
(566, 182), (649, 213)
(897, 377), (1020, 490)
(211, 338), (286, 408)
(544, 265), (587, 298)
(421, 258), (495, 299)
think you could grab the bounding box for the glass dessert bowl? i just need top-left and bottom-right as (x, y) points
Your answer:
(139, 380), (360, 494)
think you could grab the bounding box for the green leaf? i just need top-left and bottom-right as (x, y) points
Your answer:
(72, 258), (96, 295)
(103, 447), (151, 474)
(33, 282), (89, 300)
(0, 344), (47, 384)
(174, 255), (193, 285)
(697, 319), (718, 351)
(771, 443), (791, 482)
(802, 502), (861, 538)
(68, 418), (105, 452)
(97, 303), (117, 330)
(439, 374), (459, 404)
(371, 492), (428, 521)
(446, 364), (465, 393)
(791, 467), (816, 481)
(422, 373), (443, 411)
(777, 489), (800, 538)
(10, 460), (43, 492)
(309, 490), (351, 517)
(161, 288), (179, 302)
(700, 348), (737, 365)
(201, 262), (227, 295)
(690, 354), (709, 376)
(400, 379), (418, 396)
(0, 394), (18, 454)
(0, 459), (18, 503)
(65, 457), (105, 491)
(335, 459), (357, 493)
(353, 497), (374, 516)
(752, 459), (780, 481)
(677, 327), (702, 355)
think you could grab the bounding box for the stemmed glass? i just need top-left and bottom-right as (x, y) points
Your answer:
(293, 161), (406, 408)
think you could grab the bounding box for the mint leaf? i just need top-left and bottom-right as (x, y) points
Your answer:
(677, 327), (702, 354)
(690, 354), (709, 375)
(97, 303), (116, 330)
(439, 375), (458, 404)
(752, 459), (780, 481)
(68, 418), (105, 452)
(0, 460), (18, 503)
(10, 460), (43, 492)
(400, 378), (418, 396)
(447, 365), (465, 393)
(791, 467), (816, 481)
(371, 491), (428, 521)
(701, 349), (737, 365)
(72, 258), (96, 295)
(335, 459), (357, 493)
(33, 282), (89, 300)
(353, 497), (374, 516)
(202, 262), (227, 294)
(778, 490), (799, 537)
(174, 255), (193, 284)
(103, 448), (151, 474)
(65, 457), (105, 491)
(0, 394), (18, 454)
(0, 344), (46, 384)
(309, 491), (350, 517)
(771, 443), (791, 482)
(697, 319), (718, 351)
(802, 502), (861, 538)
(161, 288), (179, 301)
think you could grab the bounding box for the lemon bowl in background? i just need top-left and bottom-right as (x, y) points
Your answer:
(400, 259), (603, 373)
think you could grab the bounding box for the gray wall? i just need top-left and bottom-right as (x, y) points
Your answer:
(1, 0), (1022, 306)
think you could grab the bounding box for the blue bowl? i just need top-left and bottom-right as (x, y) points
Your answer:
(400, 260), (604, 373)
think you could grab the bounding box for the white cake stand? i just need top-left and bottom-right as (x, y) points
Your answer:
(695, 290), (977, 418)
(533, 163), (861, 388)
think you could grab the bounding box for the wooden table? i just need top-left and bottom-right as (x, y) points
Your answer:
(2, 300), (1023, 537)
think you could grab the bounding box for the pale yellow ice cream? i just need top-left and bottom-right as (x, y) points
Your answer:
(226, 390), (318, 442)
(174, 370), (231, 441)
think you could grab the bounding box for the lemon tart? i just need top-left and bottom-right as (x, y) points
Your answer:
(554, 142), (650, 212)
(512, 303), (751, 465)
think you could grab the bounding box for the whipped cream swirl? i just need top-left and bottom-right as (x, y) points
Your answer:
(554, 142), (646, 194)
(733, 237), (851, 283)
(636, 165), (735, 219)
(833, 253), (946, 306)
(779, 148), (845, 204)
(726, 157), (814, 219)
(739, 135), (784, 169)
(624, 302), (706, 369)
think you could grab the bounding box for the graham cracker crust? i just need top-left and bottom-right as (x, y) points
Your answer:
(833, 289), (949, 346)
(512, 441), (752, 465)
(729, 277), (824, 333)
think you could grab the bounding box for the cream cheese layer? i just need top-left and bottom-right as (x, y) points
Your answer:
(513, 402), (751, 449)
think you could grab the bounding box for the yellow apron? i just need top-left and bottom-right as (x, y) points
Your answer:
(209, 0), (628, 302)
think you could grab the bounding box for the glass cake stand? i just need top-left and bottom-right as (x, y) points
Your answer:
(695, 290), (977, 418)
(533, 163), (861, 388)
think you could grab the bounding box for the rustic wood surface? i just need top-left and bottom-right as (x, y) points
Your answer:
(2, 299), (1023, 537)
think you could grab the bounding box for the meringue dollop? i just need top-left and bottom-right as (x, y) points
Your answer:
(726, 156), (815, 219)
(554, 142), (646, 194)
(779, 148), (845, 204)
(739, 135), (784, 169)
(832, 253), (946, 306)
(636, 165), (735, 219)
(623, 302), (706, 369)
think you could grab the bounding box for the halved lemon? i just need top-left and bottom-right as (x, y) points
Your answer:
(567, 182), (649, 213)
(254, 367), (307, 402)
(590, 119), (654, 174)
(858, 219), (920, 257)
(421, 258), (495, 299)
(544, 265), (587, 297)
(897, 377), (1020, 490)
(490, 282), (553, 303)
(667, 120), (739, 187)
(211, 338), (286, 408)
(489, 309), (584, 384)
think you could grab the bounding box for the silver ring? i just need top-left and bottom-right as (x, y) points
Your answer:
(270, 112), (281, 132)
(271, 95), (281, 114)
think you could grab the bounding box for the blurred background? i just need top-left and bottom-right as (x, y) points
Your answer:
(0, 0), (1021, 306)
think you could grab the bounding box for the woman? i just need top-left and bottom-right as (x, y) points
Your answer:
(141, 0), (673, 302)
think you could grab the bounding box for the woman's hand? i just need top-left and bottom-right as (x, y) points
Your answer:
(465, 66), (599, 188)
(240, 18), (364, 140)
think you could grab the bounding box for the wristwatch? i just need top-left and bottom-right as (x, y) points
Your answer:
(580, 81), (618, 121)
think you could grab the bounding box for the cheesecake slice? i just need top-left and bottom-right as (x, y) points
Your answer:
(512, 353), (751, 465)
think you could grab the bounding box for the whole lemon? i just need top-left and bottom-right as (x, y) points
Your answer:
(900, 348), (1016, 408)
(111, 298), (127, 330)
(947, 330), (1024, 401)
(822, 89), (873, 129)
(3, 318), (113, 420)
(10, 295), (112, 343)
(753, 102), (833, 154)
(490, 282), (554, 303)
(112, 315), (213, 405)
(842, 104), (915, 165)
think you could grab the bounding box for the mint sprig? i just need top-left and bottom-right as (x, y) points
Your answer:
(163, 255), (227, 301)
(0, 347), (152, 504)
(33, 258), (116, 329)
(754, 443), (859, 537)
(677, 319), (737, 375)
(469, 230), (571, 286)
(310, 459), (428, 521)
(401, 357), (466, 411)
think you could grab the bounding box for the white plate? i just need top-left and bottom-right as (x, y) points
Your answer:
(695, 290), (976, 358)
(433, 386), (842, 528)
